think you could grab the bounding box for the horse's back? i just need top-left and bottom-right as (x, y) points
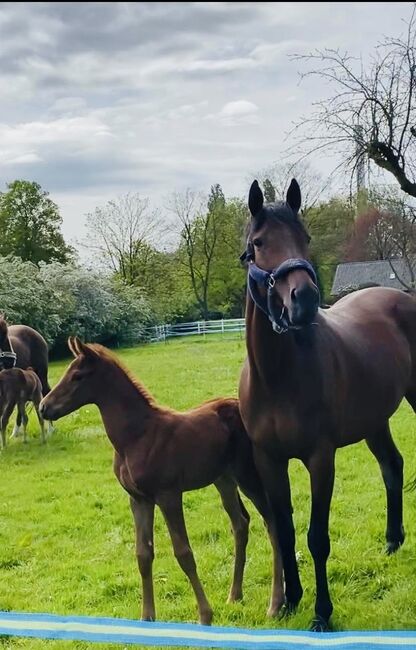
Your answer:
(8, 325), (50, 393)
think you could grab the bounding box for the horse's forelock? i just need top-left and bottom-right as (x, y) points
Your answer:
(0, 316), (8, 339)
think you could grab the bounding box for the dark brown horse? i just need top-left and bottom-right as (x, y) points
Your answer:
(40, 337), (283, 624)
(0, 367), (45, 447)
(0, 317), (50, 437)
(239, 178), (416, 631)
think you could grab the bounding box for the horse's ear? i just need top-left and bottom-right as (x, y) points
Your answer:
(286, 178), (301, 214)
(0, 315), (8, 337)
(248, 180), (264, 217)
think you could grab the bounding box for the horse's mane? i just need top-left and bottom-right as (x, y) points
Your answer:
(86, 343), (157, 406)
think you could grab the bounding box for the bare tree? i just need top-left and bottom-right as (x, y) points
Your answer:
(84, 193), (161, 284)
(290, 5), (416, 197)
(254, 161), (330, 218)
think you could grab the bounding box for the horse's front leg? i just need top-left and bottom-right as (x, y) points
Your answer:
(129, 495), (156, 621)
(306, 445), (335, 631)
(253, 449), (303, 613)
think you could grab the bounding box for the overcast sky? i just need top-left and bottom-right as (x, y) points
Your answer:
(0, 2), (413, 247)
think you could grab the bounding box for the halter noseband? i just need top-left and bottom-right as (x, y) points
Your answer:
(0, 351), (17, 366)
(241, 243), (318, 334)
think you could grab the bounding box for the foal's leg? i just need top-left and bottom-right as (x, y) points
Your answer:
(366, 424), (404, 554)
(233, 461), (284, 616)
(129, 496), (156, 621)
(11, 410), (22, 438)
(17, 401), (28, 444)
(33, 394), (46, 444)
(253, 449), (302, 614)
(157, 492), (213, 625)
(214, 475), (249, 603)
(306, 446), (335, 632)
(1, 401), (14, 449)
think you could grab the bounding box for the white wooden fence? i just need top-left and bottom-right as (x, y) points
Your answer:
(145, 318), (245, 342)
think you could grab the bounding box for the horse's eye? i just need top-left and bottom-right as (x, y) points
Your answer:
(253, 238), (263, 248)
(72, 371), (83, 382)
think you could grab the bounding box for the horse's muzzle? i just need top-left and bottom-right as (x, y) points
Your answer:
(39, 400), (54, 421)
(290, 283), (319, 326)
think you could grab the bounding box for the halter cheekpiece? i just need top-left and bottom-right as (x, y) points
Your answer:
(241, 242), (318, 334)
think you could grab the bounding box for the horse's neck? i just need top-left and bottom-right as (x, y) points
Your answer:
(246, 298), (298, 387)
(95, 365), (155, 454)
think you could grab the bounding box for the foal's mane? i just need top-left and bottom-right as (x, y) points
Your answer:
(87, 343), (157, 406)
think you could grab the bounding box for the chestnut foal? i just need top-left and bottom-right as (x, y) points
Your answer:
(40, 337), (283, 624)
(0, 367), (45, 447)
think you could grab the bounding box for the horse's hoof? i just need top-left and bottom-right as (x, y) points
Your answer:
(310, 615), (330, 632)
(141, 614), (155, 622)
(386, 539), (404, 555)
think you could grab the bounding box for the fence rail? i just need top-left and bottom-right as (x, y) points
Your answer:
(145, 318), (245, 342)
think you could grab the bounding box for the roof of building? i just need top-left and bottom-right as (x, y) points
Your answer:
(331, 259), (411, 295)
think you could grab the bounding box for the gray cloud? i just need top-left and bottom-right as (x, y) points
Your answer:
(0, 1), (413, 241)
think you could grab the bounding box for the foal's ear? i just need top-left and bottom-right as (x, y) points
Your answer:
(68, 337), (79, 357)
(248, 180), (264, 217)
(72, 336), (98, 360)
(286, 178), (301, 214)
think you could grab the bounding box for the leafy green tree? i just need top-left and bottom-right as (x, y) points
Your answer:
(171, 186), (247, 320)
(263, 178), (276, 202)
(0, 180), (74, 264)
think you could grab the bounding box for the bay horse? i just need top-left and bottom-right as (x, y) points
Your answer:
(40, 337), (283, 624)
(0, 316), (51, 437)
(239, 178), (416, 631)
(0, 367), (45, 447)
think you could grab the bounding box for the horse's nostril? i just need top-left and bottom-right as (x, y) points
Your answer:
(291, 288), (297, 303)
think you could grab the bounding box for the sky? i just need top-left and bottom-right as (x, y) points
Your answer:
(0, 1), (414, 249)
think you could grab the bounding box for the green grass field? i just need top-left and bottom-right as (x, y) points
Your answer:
(1, 334), (416, 649)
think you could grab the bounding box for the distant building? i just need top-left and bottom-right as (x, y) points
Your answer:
(331, 259), (412, 296)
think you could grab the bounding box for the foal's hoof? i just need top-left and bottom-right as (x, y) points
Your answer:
(227, 589), (243, 603)
(278, 600), (298, 619)
(267, 595), (285, 618)
(310, 615), (331, 632)
(200, 610), (213, 626)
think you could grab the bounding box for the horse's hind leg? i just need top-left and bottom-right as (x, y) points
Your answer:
(129, 495), (156, 621)
(366, 423), (404, 554)
(406, 389), (416, 412)
(214, 474), (249, 603)
(157, 491), (213, 625)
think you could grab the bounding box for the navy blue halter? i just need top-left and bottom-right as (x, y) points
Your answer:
(242, 246), (318, 334)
